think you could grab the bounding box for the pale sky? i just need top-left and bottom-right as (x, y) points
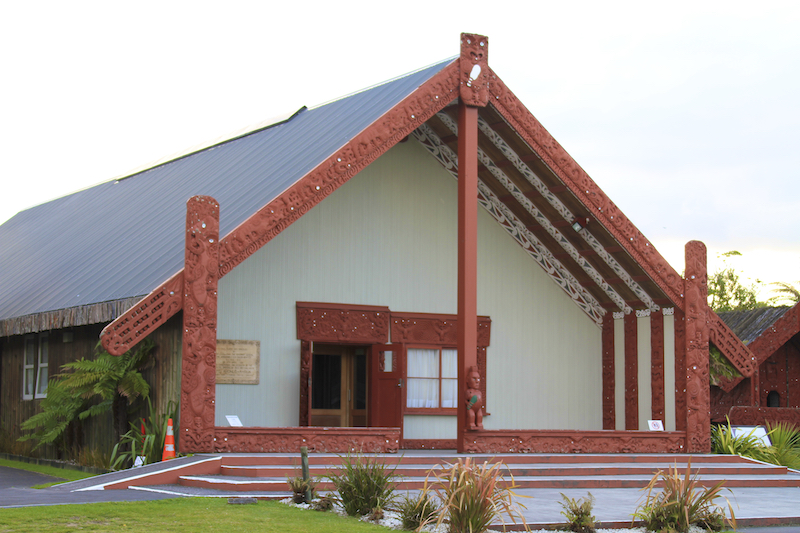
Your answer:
(2, 1), (798, 300)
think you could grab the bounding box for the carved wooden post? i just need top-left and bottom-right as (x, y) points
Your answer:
(684, 240), (710, 452)
(674, 307), (687, 432)
(624, 313), (638, 430)
(651, 309), (665, 423)
(180, 196), (219, 453)
(457, 33), (488, 453)
(602, 312), (615, 430)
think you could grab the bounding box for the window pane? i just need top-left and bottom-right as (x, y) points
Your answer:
(406, 378), (439, 408)
(442, 349), (458, 378)
(24, 338), (35, 366)
(382, 351), (393, 372)
(442, 378), (458, 408)
(39, 338), (48, 364)
(25, 369), (34, 396)
(36, 368), (49, 395)
(407, 349), (439, 378)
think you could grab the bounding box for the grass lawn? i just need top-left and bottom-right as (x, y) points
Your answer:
(0, 458), (95, 486)
(0, 498), (389, 532)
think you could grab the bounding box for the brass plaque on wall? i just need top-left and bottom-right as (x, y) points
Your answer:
(216, 340), (260, 384)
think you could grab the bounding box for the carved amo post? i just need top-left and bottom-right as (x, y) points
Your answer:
(684, 241), (710, 452)
(457, 33), (488, 453)
(180, 196), (220, 453)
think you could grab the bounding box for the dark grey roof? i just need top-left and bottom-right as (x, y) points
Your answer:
(0, 59), (453, 325)
(717, 306), (792, 345)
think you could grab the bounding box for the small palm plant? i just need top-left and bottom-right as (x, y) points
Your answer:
(633, 459), (735, 532)
(422, 457), (528, 533)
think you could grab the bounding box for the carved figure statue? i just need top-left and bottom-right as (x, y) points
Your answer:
(465, 366), (484, 430)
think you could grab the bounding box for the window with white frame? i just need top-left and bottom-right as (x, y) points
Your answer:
(406, 347), (457, 410)
(23, 333), (49, 399)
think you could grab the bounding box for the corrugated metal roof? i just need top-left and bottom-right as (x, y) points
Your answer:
(0, 59), (453, 324)
(717, 306), (792, 345)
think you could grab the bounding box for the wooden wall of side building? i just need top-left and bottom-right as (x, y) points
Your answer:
(0, 313), (182, 458)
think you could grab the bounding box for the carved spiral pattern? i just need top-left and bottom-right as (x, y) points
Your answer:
(683, 241), (710, 452)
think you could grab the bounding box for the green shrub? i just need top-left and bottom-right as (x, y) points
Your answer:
(312, 495), (334, 511)
(633, 459), (735, 533)
(560, 492), (596, 533)
(287, 475), (317, 504)
(397, 491), (439, 531)
(109, 398), (178, 470)
(326, 452), (398, 516)
(424, 458), (527, 533)
(765, 421), (800, 470)
(711, 418), (770, 461)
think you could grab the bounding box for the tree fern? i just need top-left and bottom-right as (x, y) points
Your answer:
(19, 339), (154, 454)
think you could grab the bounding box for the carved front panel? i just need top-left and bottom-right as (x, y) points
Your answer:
(602, 313), (615, 430)
(651, 310), (665, 423)
(674, 308), (687, 431)
(624, 313), (638, 430)
(213, 427), (400, 453)
(728, 406), (800, 427)
(180, 196), (219, 453)
(296, 305), (390, 344)
(299, 340), (312, 426)
(684, 241), (710, 453)
(461, 430), (686, 454)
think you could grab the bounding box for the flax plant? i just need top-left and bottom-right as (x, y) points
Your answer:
(326, 452), (398, 516)
(422, 457), (528, 533)
(633, 459), (735, 533)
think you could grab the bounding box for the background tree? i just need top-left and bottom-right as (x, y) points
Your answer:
(769, 281), (800, 306)
(707, 251), (768, 312)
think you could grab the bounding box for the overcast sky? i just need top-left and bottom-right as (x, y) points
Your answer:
(2, 1), (798, 298)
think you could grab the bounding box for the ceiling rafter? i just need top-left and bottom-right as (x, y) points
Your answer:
(435, 111), (632, 314)
(470, 114), (659, 311)
(413, 123), (605, 325)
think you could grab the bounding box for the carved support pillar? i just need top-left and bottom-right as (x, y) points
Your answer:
(651, 309), (665, 423)
(179, 196), (219, 453)
(457, 33), (487, 453)
(299, 340), (312, 426)
(602, 312), (615, 430)
(674, 308), (687, 431)
(751, 369), (761, 407)
(624, 313), (638, 430)
(684, 241), (710, 452)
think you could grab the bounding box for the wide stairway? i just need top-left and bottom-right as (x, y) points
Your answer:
(117, 452), (800, 499)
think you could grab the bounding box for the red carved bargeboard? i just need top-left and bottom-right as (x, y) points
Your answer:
(708, 312), (756, 393)
(486, 70), (684, 309)
(99, 61), (461, 356)
(213, 427), (400, 453)
(461, 430), (686, 454)
(727, 407), (800, 427)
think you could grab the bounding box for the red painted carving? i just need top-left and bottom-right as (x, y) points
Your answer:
(296, 302), (390, 344)
(391, 312), (491, 409)
(624, 313), (638, 430)
(213, 427), (400, 453)
(684, 241), (710, 453)
(217, 62), (460, 277)
(459, 33), (489, 107)
(402, 439), (457, 450)
(727, 406), (800, 427)
(710, 379), (752, 423)
(602, 313), (615, 430)
(180, 196), (219, 453)
(487, 72), (683, 308)
(100, 272), (184, 356)
(708, 312), (756, 391)
(299, 340), (311, 426)
(651, 309), (665, 423)
(789, 342), (800, 408)
(465, 366), (484, 430)
(461, 430), (686, 454)
(100, 62), (460, 355)
(674, 308), (687, 431)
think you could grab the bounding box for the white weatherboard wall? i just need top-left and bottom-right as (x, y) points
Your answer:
(215, 138), (601, 435)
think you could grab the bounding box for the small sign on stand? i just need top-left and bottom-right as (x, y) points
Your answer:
(226, 415), (243, 427)
(647, 420), (664, 431)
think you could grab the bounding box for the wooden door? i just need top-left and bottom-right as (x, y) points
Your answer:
(368, 344), (404, 429)
(310, 345), (367, 427)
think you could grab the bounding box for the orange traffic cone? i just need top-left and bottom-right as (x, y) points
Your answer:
(162, 418), (176, 460)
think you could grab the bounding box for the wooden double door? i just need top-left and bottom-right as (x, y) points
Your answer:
(309, 343), (403, 429)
